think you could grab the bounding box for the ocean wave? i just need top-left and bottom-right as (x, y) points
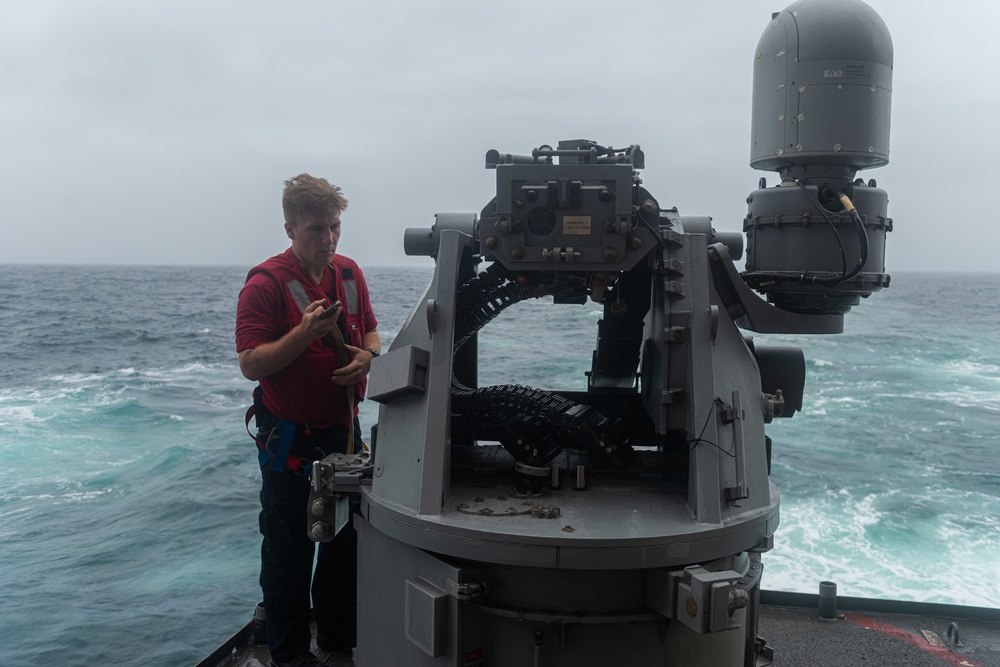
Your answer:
(768, 484), (1000, 607)
(943, 358), (1000, 378)
(0, 483), (120, 511)
(39, 362), (239, 385)
(900, 389), (1000, 412)
(0, 404), (42, 423)
(47, 372), (109, 384)
(55, 488), (117, 504)
(3, 265), (1000, 666)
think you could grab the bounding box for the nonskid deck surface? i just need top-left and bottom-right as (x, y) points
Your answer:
(203, 598), (1000, 667)
(207, 623), (354, 667)
(759, 606), (1000, 666)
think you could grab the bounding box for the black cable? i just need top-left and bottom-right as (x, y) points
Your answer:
(687, 438), (737, 458)
(804, 182), (850, 284)
(742, 181), (870, 288)
(686, 398), (736, 458)
(832, 190), (870, 284)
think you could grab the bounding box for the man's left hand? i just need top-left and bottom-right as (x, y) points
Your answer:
(331, 345), (376, 385)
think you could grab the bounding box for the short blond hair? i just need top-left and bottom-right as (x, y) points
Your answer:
(282, 173), (348, 225)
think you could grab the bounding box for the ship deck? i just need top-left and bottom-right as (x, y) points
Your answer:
(757, 591), (1000, 667)
(200, 591), (1000, 667)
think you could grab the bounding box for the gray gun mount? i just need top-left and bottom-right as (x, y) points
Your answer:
(306, 1), (893, 665)
(358, 172), (785, 664)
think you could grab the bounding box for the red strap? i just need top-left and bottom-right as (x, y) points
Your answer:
(285, 454), (305, 473)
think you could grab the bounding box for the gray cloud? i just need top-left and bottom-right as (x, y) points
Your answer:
(1, 0), (996, 272)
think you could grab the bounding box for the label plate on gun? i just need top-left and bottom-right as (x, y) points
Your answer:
(562, 216), (592, 235)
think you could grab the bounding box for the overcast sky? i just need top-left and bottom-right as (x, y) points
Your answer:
(1, 0), (996, 272)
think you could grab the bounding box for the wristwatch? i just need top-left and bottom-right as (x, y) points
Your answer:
(367, 348), (381, 358)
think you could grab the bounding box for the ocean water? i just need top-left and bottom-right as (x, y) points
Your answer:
(0, 265), (997, 666)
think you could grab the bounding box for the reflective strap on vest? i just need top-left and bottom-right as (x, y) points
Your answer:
(285, 279), (312, 313)
(343, 279), (359, 315)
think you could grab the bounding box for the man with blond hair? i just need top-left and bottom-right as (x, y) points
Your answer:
(236, 174), (380, 667)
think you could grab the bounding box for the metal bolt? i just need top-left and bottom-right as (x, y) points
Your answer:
(309, 522), (329, 541)
(629, 235), (643, 250)
(484, 236), (498, 250)
(686, 596), (698, 617)
(602, 247), (619, 262)
(598, 188), (612, 202)
(526, 189), (538, 202)
(510, 246), (525, 260)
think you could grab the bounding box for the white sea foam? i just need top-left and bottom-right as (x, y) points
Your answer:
(0, 405), (40, 422)
(48, 373), (106, 384)
(825, 396), (865, 405)
(943, 358), (1000, 378)
(44, 362), (231, 388)
(770, 485), (1000, 607)
(905, 389), (1000, 412)
(57, 488), (114, 503)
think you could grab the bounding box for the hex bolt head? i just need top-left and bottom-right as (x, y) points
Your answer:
(309, 522), (330, 541)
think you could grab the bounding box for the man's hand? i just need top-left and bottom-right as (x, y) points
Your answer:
(331, 344), (376, 386)
(237, 299), (342, 381)
(299, 300), (342, 341)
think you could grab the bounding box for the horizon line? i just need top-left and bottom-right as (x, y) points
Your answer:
(0, 262), (994, 275)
